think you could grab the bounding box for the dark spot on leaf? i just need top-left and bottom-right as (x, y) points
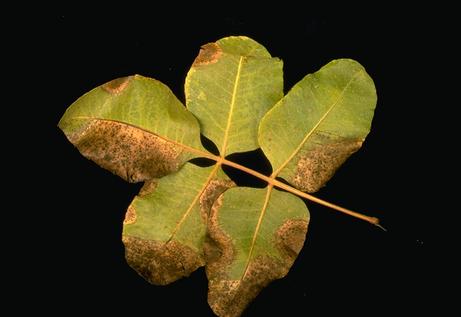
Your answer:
(193, 43), (222, 67)
(291, 139), (363, 193)
(102, 76), (132, 94)
(67, 120), (182, 183)
(122, 235), (204, 285)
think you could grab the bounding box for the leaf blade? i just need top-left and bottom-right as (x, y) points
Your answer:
(59, 75), (205, 182)
(185, 36), (283, 155)
(205, 187), (309, 316)
(259, 59), (377, 192)
(123, 163), (234, 285)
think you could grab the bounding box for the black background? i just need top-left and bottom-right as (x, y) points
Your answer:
(27, 8), (438, 315)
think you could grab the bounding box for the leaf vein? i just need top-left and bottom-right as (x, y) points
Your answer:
(220, 56), (244, 155)
(167, 163), (221, 243)
(241, 185), (273, 280)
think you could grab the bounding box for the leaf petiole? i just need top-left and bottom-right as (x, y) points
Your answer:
(204, 153), (382, 228)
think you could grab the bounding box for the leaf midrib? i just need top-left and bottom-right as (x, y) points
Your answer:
(240, 185), (273, 281)
(220, 56), (244, 156)
(272, 69), (364, 176)
(166, 163), (221, 244)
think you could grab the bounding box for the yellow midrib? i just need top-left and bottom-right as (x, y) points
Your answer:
(220, 56), (244, 156)
(272, 69), (364, 176)
(166, 163), (221, 243)
(240, 185), (273, 281)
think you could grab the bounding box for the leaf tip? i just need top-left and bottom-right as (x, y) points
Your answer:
(207, 256), (287, 317)
(123, 236), (205, 285)
(371, 218), (387, 232)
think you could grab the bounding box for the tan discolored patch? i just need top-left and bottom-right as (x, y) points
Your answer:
(199, 179), (235, 221)
(122, 235), (205, 285)
(204, 195), (234, 272)
(123, 205), (137, 225)
(207, 256), (287, 317)
(276, 219), (308, 259)
(67, 120), (182, 183)
(138, 179), (158, 197)
(102, 76), (132, 94)
(291, 139), (363, 193)
(192, 43), (223, 66)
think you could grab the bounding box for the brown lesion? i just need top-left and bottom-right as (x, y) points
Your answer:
(207, 255), (287, 317)
(123, 205), (137, 225)
(291, 138), (363, 193)
(192, 43), (223, 67)
(102, 76), (132, 94)
(276, 219), (308, 259)
(67, 120), (182, 183)
(122, 235), (205, 285)
(204, 194), (250, 316)
(204, 195), (234, 277)
(138, 179), (158, 197)
(199, 179), (235, 221)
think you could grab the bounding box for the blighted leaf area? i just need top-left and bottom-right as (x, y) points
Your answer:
(122, 236), (205, 285)
(292, 138), (363, 193)
(68, 120), (182, 182)
(200, 179), (236, 218)
(193, 43), (223, 66)
(102, 76), (132, 94)
(277, 219), (310, 258)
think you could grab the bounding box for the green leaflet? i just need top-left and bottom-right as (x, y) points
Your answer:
(123, 163), (233, 285)
(185, 36), (283, 155)
(259, 59), (377, 192)
(58, 75), (204, 182)
(206, 187), (309, 317)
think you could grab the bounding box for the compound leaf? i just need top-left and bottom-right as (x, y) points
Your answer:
(59, 37), (379, 317)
